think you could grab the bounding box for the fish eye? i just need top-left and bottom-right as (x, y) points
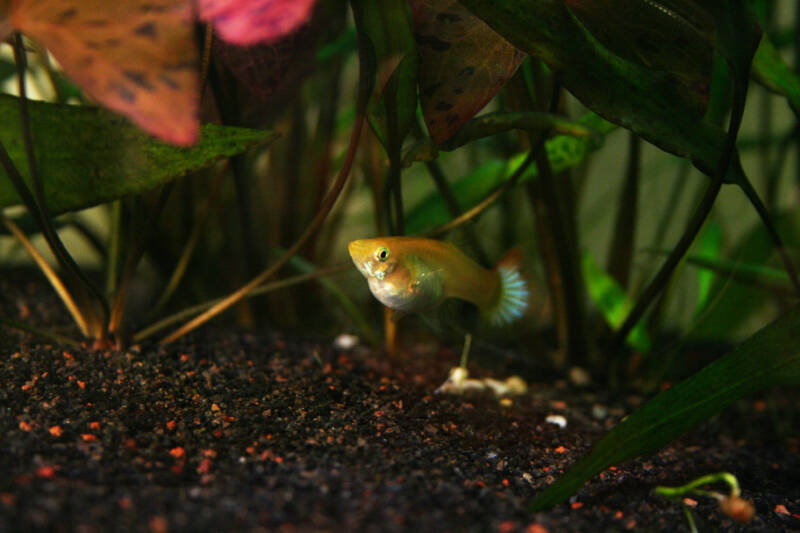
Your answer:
(376, 247), (390, 262)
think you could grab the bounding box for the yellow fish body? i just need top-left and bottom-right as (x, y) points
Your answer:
(348, 237), (528, 325)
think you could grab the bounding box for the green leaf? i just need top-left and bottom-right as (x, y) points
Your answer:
(456, 0), (747, 184)
(0, 94), (277, 214)
(693, 221), (722, 315)
(752, 36), (800, 113)
(405, 112), (615, 234)
(0, 57), (15, 86)
(351, 0), (418, 148)
(582, 252), (651, 352)
(563, 0), (714, 115)
(530, 306), (800, 511)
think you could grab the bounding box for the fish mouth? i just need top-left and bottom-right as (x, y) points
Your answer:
(348, 239), (375, 278)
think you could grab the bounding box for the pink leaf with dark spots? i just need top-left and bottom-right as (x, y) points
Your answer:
(199, 0), (316, 46)
(410, 0), (525, 144)
(4, 0), (199, 145)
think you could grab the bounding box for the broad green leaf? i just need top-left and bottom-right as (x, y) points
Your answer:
(530, 306), (800, 511)
(693, 221), (722, 315)
(563, 0), (714, 116)
(0, 94), (277, 214)
(457, 0), (746, 184)
(351, 0), (418, 148)
(752, 37), (800, 113)
(410, 0), (525, 144)
(405, 112), (615, 234)
(582, 252), (651, 352)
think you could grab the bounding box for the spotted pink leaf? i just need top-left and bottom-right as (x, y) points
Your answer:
(2, 0), (199, 145)
(198, 0), (316, 46)
(410, 0), (525, 144)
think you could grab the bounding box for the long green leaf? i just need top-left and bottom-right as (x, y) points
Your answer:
(530, 306), (800, 511)
(0, 94), (277, 214)
(752, 36), (800, 113)
(693, 221), (722, 315)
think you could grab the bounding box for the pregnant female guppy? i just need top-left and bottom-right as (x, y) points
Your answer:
(348, 237), (529, 325)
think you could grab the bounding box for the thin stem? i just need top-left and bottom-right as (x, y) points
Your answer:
(611, 169), (723, 353)
(158, 36), (373, 345)
(422, 158), (489, 264)
(106, 200), (123, 296)
(148, 166), (226, 318)
(200, 23), (214, 100)
(134, 265), (347, 343)
(13, 34), (108, 335)
(609, 48), (751, 355)
(607, 132), (640, 288)
(682, 506), (699, 533)
(424, 150), (536, 238)
(459, 332), (472, 368)
(0, 316), (80, 347)
(108, 184), (174, 337)
(0, 212), (90, 337)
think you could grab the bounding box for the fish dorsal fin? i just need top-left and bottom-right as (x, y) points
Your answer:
(484, 247), (529, 326)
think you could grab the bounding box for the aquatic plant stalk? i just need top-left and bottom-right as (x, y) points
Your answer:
(159, 34), (373, 345)
(0, 212), (90, 337)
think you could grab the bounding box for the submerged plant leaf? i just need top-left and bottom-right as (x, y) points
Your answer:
(689, 210), (800, 341)
(456, 0), (743, 183)
(410, 0), (525, 144)
(352, 0), (418, 148)
(2, 0), (200, 145)
(198, 0), (316, 46)
(752, 36), (800, 113)
(530, 306), (800, 511)
(405, 113), (615, 234)
(582, 252), (651, 352)
(563, 0), (714, 115)
(0, 94), (276, 214)
(693, 221), (722, 315)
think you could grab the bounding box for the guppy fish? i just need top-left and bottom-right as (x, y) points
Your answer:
(348, 237), (528, 325)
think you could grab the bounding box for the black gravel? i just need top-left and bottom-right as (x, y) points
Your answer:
(1, 274), (799, 532)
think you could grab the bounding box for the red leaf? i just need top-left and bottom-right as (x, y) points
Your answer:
(198, 0), (316, 46)
(5, 0), (199, 145)
(410, 0), (525, 144)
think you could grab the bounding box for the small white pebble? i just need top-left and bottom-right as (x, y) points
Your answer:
(569, 366), (592, 386)
(333, 333), (359, 350)
(592, 404), (609, 420)
(545, 414), (567, 428)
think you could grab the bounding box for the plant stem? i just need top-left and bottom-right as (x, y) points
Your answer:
(607, 132), (640, 288)
(158, 34), (373, 345)
(149, 167), (226, 319)
(425, 150), (535, 238)
(0, 316), (80, 347)
(0, 212), (90, 337)
(108, 184), (174, 338)
(12, 34), (107, 337)
(134, 265), (347, 343)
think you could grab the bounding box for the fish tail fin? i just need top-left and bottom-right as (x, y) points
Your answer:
(484, 247), (529, 326)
